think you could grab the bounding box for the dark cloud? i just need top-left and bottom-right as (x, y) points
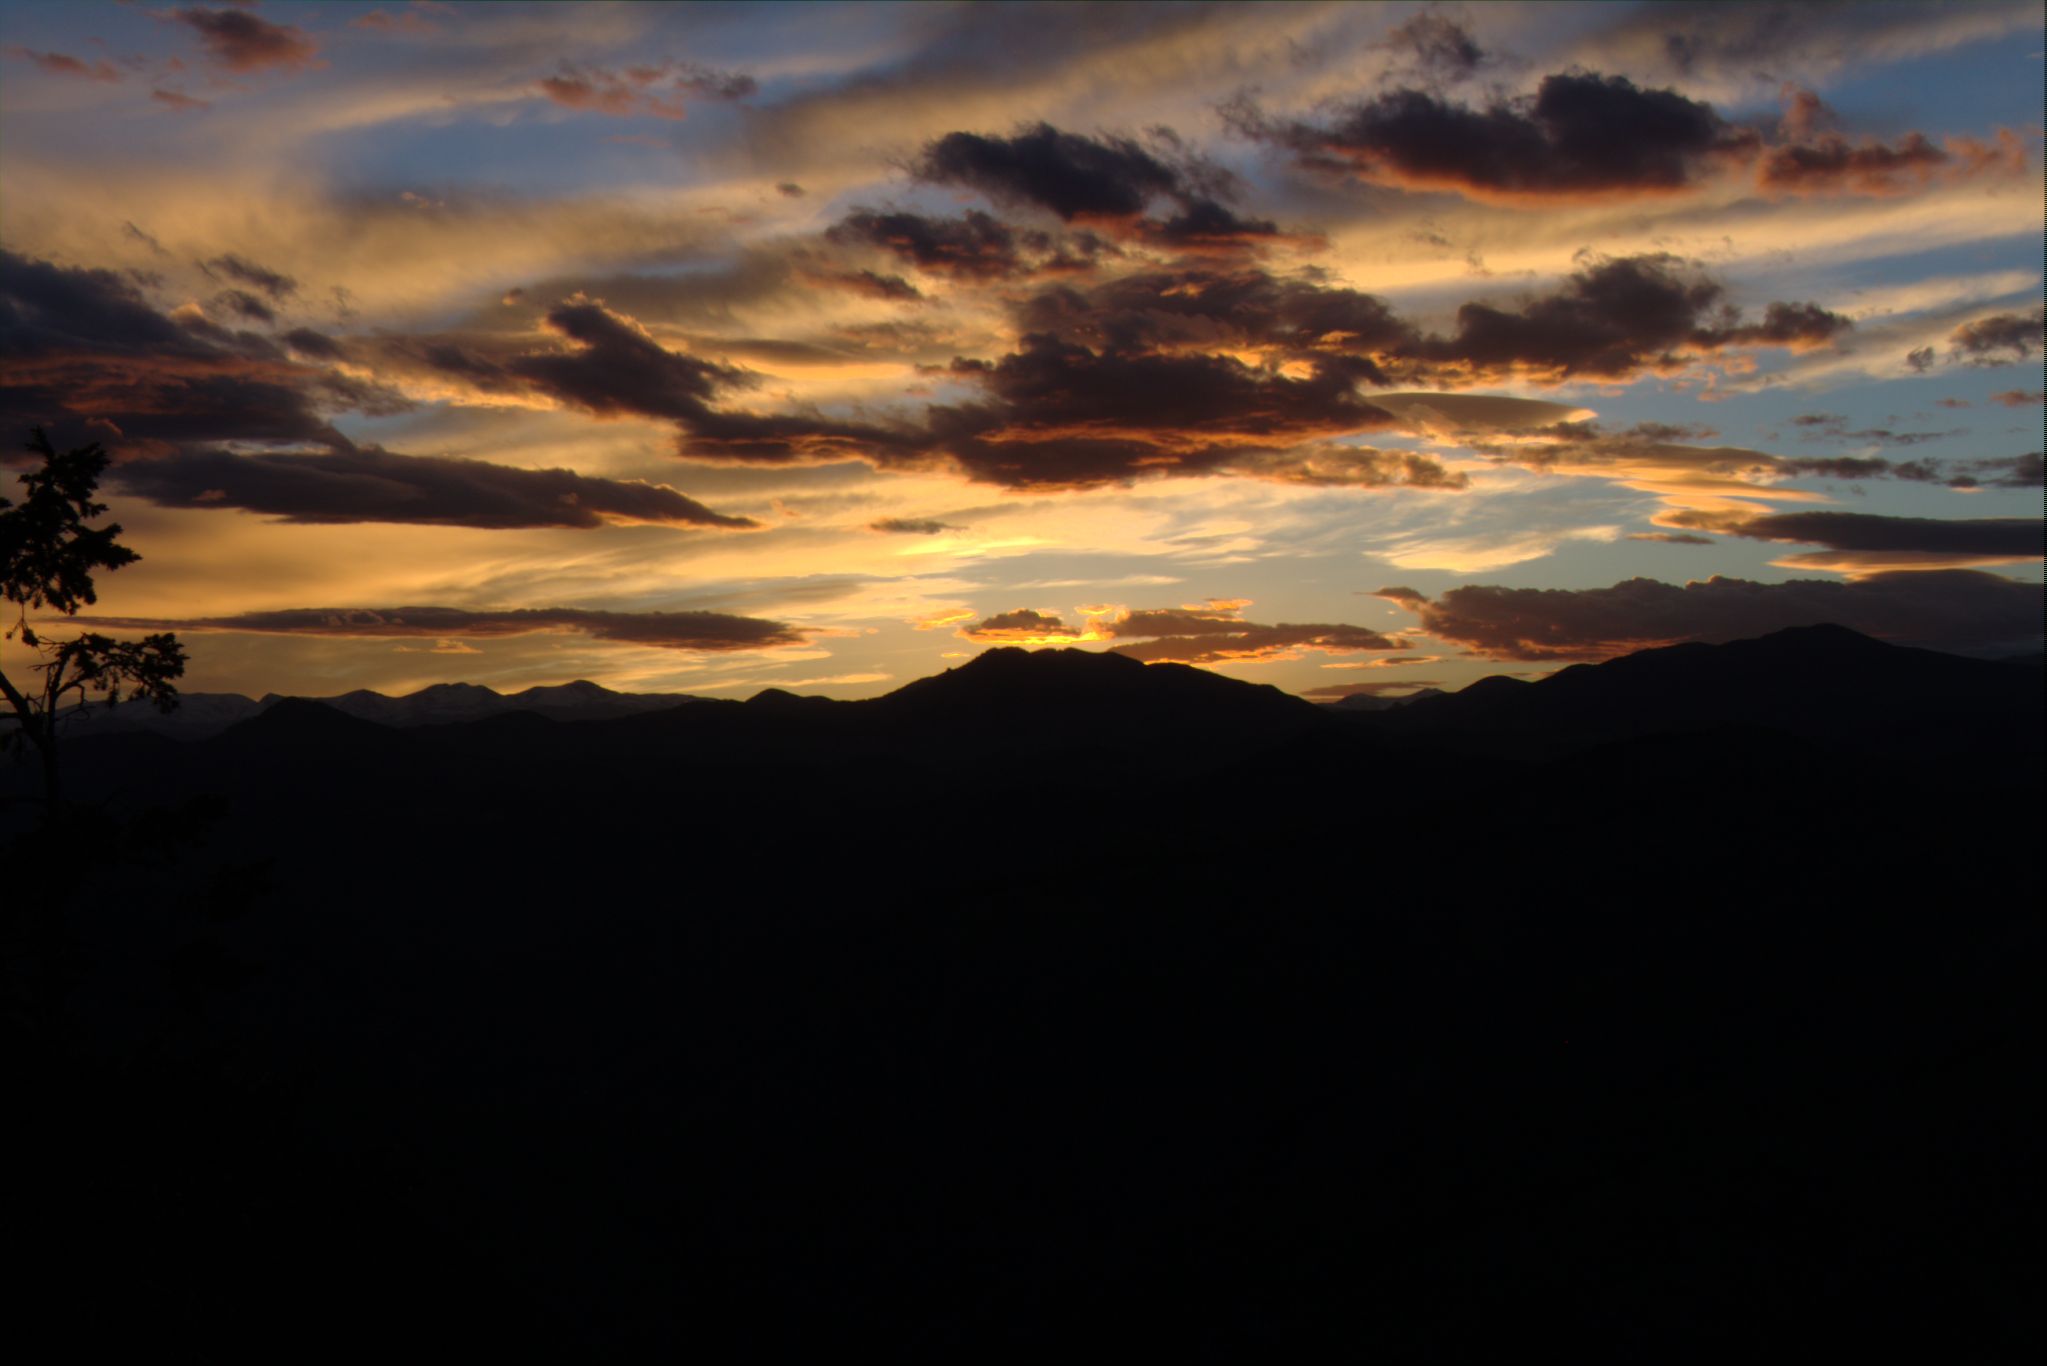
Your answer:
(913, 122), (1286, 254)
(1788, 413), (1957, 448)
(383, 295), (930, 469)
(4, 46), (121, 81)
(282, 327), (346, 360)
(1905, 346), (1936, 373)
(1706, 300), (1853, 348)
(1627, 532), (1716, 545)
(1780, 456), (1947, 482)
(2, 248), (204, 358)
(205, 254), (298, 300)
(1016, 266), (1414, 364)
(1234, 73), (1758, 201)
(1989, 389), (2044, 408)
(1382, 571), (2043, 660)
(870, 517), (961, 535)
(166, 6), (321, 73)
(807, 269), (923, 302)
(805, 253), (1843, 484)
(827, 210), (1024, 280)
(518, 300), (929, 467)
(1418, 254), (1849, 381)
(341, 253), (1842, 493)
(1952, 452), (2040, 488)
(1758, 131), (1951, 194)
(1239, 56), (2019, 204)
(1136, 200), (1291, 253)
(1103, 602), (1405, 663)
(1666, 510), (2042, 557)
(775, 182), (806, 198)
(108, 446), (759, 530)
(933, 332), (1400, 487)
(214, 289), (277, 325)
(1623, 420), (1718, 442)
(1752, 90), (2025, 198)
(1950, 310), (2041, 363)
(504, 300), (741, 418)
(0, 249), (407, 456)
(1009, 251), (1837, 435)
(673, 63), (757, 101)
(74, 605), (804, 652)
(916, 123), (1182, 221)
(958, 609), (1087, 642)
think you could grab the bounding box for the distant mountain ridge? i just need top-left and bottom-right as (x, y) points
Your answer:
(33, 677), (712, 739)
(1363, 622), (2042, 759)
(1320, 687), (1447, 712)
(14, 624), (2041, 758)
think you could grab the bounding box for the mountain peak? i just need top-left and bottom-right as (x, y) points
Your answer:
(952, 646), (1145, 678)
(515, 679), (610, 698)
(746, 687), (817, 708)
(876, 645), (1320, 735)
(414, 681), (500, 699)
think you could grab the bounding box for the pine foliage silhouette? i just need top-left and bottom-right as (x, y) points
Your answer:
(0, 427), (185, 817)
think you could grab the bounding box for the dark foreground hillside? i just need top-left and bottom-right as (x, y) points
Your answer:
(8, 629), (2042, 1358)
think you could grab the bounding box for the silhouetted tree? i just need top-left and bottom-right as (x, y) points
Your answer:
(1, 427), (185, 818)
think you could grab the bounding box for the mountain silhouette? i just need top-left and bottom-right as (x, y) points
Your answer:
(8, 624), (2041, 1358)
(25, 626), (2032, 762)
(33, 677), (710, 740)
(1320, 685), (1445, 711)
(867, 646), (1322, 766)
(1372, 623), (2042, 759)
(881, 643), (1308, 716)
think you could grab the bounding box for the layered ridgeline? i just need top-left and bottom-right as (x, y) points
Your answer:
(29, 677), (711, 739)
(31, 621), (2040, 755)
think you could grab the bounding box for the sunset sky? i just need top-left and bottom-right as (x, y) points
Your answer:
(2, 0), (2040, 701)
